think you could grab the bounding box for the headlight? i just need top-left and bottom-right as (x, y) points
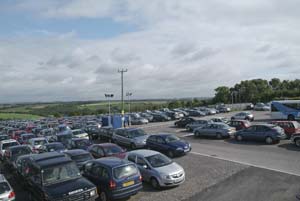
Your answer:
(90, 189), (96, 197)
(163, 174), (171, 179)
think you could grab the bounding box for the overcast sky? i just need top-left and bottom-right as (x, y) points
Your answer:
(0, 0), (300, 103)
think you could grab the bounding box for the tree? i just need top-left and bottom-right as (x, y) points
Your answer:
(214, 86), (230, 103)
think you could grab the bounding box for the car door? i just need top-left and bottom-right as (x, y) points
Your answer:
(241, 126), (256, 140)
(156, 137), (168, 152)
(206, 124), (216, 136)
(147, 136), (158, 150)
(136, 156), (152, 182)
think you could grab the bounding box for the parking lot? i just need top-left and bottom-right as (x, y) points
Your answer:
(2, 110), (300, 201)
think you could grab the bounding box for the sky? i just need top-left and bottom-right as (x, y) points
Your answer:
(0, 0), (300, 103)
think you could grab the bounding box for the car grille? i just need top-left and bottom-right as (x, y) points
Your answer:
(171, 172), (184, 179)
(55, 191), (91, 201)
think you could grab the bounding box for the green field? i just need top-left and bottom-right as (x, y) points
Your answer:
(0, 113), (43, 120)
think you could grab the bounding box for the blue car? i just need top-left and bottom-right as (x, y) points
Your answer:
(146, 134), (191, 158)
(235, 124), (286, 144)
(82, 157), (142, 201)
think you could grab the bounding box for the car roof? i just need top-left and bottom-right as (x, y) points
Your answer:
(0, 139), (17, 144)
(94, 143), (119, 147)
(94, 157), (131, 168)
(64, 149), (89, 156)
(128, 149), (160, 157)
(30, 137), (47, 141)
(30, 152), (71, 168)
(150, 134), (172, 138)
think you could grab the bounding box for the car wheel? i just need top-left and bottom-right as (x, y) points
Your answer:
(130, 143), (136, 150)
(265, 137), (274, 144)
(100, 191), (108, 201)
(151, 177), (160, 189)
(295, 139), (300, 147)
(236, 135), (243, 141)
(216, 133), (222, 139)
(288, 114), (295, 121)
(167, 150), (174, 158)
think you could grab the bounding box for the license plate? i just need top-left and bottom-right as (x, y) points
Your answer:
(184, 149), (189, 152)
(123, 180), (134, 187)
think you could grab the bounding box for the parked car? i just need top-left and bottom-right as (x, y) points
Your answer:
(64, 149), (94, 170)
(0, 174), (15, 201)
(185, 109), (205, 117)
(126, 150), (185, 189)
(185, 120), (213, 132)
(0, 139), (20, 160)
(290, 133), (300, 147)
(210, 117), (230, 124)
(19, 133), (35, 144)
(246, 103), (254, 110)
(4, 145), (33, 169)
(218, 106), (231, 113)
(270, 121), (300, 139)
(0, 134), (9, 142)
(94, 126), (115, 141)
(150, 113), (171, 122)
(146, 134), (191, 157)
(68, 138), (93, 150)
(129, 114), (149, 125)
(194, 123), (236, 139)
(139, 113), (154, 122)
(88, 143), (126, 159)
(112, 128), (149, 149)
(28, 137), (48, 153)
(174, 117), (195, 128)
(55, 132), (73, 146)
(82, 157), (142, 201)
(231, 112), (254, 121)
(38, 142), (66, 153)
(229, 120), (251, 131)
(235, 124), (286, 144)
(72, 129), (89, 139)
(254, 103), (270, 111)
(22, 152), (98, 201)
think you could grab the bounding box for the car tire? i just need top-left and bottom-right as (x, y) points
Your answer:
(99, 191), (108, 201)
(295, 139), (300, 147)
(288, 114), (295, 121)
(167, 150), (174, 158)
(151, 177), (160, 189)
(130, 143), (136, 150)
(216, 133), (222, 139)
(236, 135), (243, 141)
(265, 136), (274, 144)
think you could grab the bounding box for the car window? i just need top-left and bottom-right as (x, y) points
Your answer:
(127, 154), (136, 163)
(113, 164), (138, 179)
(84, 162), (93, 172)
(0, 182), (10, 194)
(91, 146), (98, 153)
(137, 157), (147, 166)
(97, 147), (104, 156)
(157, 137), (165, 144)
(91, 165), (102, 176)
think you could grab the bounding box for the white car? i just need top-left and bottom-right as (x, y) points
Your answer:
(0, 139), (19, 160)
(0, 174), (15, 201)
(72, 129), (89, 139)
(231, 112), (254, 121)
(28, 137), (48, 153)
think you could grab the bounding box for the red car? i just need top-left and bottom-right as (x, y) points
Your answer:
(88, 143), (126, 159)
(229, 120), (251, 131)
(270, 121), (300, 139)
(11, 130), (26, 141)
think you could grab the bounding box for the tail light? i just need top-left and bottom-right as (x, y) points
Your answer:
(8, 191), (15, 199)
(109, 180), (116, 189)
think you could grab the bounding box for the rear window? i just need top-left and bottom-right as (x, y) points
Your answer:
(113, 164), (138, 179)
(0, 182), (10, 194)
(2, 142), (19, 150)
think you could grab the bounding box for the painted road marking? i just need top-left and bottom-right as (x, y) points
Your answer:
(190, 151), (300, 177)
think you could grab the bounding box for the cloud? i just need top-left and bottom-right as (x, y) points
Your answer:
(1, 0), (300, 102)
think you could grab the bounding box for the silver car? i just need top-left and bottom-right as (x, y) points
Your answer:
(126, 150), (185, 189)
(112, 128), (149, 149)
(231, 112), (254, 121)
(185, 120), (213, 131)
(194, 123), (236, 138)
(0, 174), (15, 201)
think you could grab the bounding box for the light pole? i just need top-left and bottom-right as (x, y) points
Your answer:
(104, 94), (114, 116)
(118, 69), (128, 115)
(126, 92), (132, 113)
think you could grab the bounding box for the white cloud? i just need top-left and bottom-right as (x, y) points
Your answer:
(1, 0), (300, 102)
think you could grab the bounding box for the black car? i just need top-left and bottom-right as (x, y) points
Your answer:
(174, 117), (195, 128)
(82, 158), (142, 201)
(151, 113), (171, 122)
(4, 145), (33, 169)
(0, 134), (9, 142)
(64, 149), (94, 170)
(21, 152), (98, 201)
(95, 126), (115, 142)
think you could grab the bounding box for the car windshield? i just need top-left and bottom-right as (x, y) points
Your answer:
(165, 135), (180, 142)
(42, 162), (80, 186)
(12, 147), (31, 156)
(71, 153), (93, 162)
(113, 164), (138, 179)
(46, 144), (64, 151)
(129, 129), (147, 138)
(145, 154), (172, 168)
(2, 142), (19, 150)
(34, 140), (47, 146)
(75, 139), (91, 147)
(103, 146), (123, 155)
(0, 182), (10, 194)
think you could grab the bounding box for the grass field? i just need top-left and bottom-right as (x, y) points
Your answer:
(0, 113), (43, 120)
